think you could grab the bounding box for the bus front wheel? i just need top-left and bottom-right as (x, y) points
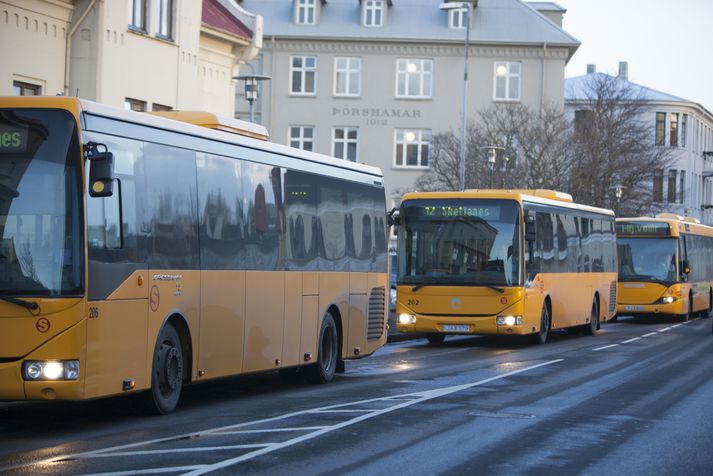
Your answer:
(306, 312), (339, 384)
(532, 304), (550, 345)
(148, 323), (184, 414)
(583, 299), (599, 336)
(680, 295), (692, 322)
(426, 333), (445, 345)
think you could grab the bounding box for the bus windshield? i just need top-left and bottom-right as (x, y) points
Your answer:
(397, 199), (521, 287)
(617, 237), (678, 284)
(0, 109), (83, 297)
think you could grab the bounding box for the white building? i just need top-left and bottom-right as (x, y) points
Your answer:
(566, 63), (713, 223)
(236, 0), (580, 208)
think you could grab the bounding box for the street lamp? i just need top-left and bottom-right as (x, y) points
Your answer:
(233, 74), (272, 123)
(479, 146), (504, 188)
(615, 184), (623, 214)
(439, 1), (477, 191)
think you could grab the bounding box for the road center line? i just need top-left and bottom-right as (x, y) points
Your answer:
(658, 327), (672, 332)
(621, 337), (641, 344)
(593, 344), (619, 351)
(641, 332), (658, 337)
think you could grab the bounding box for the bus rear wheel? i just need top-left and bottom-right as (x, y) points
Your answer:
(305, 312), (339, 384)
(532, 304), (550, 345)
(583, 299), (599, 336)
(426, 333), (445, 345)
(148, 323), (184, 415)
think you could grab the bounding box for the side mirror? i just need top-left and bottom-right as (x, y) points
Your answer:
(85, 142), (115, 197)
(525, 211), (536, 242)
(681, 259), (690, 275)
(387, 207), (400, 227)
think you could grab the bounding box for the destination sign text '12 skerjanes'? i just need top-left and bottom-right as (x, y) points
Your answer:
(0, 124), (28, 153)
(420, 205), (501, 220)
(615, 221), (671, 236)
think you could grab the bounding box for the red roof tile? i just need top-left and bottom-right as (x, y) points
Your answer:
(202, 0), (252, 41)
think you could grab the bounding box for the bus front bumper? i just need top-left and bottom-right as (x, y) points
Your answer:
(617, 300), (683, 316)
(396, 314), (530, 336)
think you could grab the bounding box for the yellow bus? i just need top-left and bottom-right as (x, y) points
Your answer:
(616, 213), (713, 321)
(393, 189), (617, 344)
(0, 96), (389, 413)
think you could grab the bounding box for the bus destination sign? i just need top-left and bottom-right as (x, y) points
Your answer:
(0, 124), (28, 154)
(421, 205), (501, 220)
(616, 221), (670, 236)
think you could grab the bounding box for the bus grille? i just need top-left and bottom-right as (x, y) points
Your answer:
(368, 286), (386, 340)
(609, 281), (617, 313)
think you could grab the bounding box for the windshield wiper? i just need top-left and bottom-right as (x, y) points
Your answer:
(412, 284), (427, 292)
(485, 285), (505, 293)
(0, 296), (39, 312)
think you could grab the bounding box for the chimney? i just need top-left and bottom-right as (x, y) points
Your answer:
(618, 61), (628, 81)
(586, 64), (596, 74)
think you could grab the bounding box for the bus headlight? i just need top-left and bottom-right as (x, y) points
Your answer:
(399, 314), (417, 324)
(22, 360), (80, 381)
(496, 315), (522, 326)
(662, 296), (675, 304)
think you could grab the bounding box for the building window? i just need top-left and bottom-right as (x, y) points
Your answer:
(449, 8), (468, 29)
(363, 0), (384, 27)
(290, 56), (317, 95)
(574, 110), (593, 140)
(679, 170), (685, 204)
(670, 113), (679, 147)
(653, 169), (663, 202)
(334, 57), (361, 97)
(681, 114), (688, 148)
(494, 62), (521, 101)
(396, 59), (433, 99)
(333, 127), (359, 162)
(12, 81), (41, 96)
(655, 112), (666, 146)
(295, 0), (316, 25)
(128, 0), (147, 31)
(394, 129), (431, 168)
(152, 103), (172, 112)
(157, 0), (174, 39)
(124, 97), (147, 112)
(289, 126), (314, 151)
(667, 169), (677, 203)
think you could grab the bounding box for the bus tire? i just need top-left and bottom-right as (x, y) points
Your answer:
(426, 333), (445, 345)
(583, 299), (599, 336)
(148, 323), (184, 415)
(680, 295), (692, 322)
(305, 312), (339, 384)
(532, 304), (550, 345)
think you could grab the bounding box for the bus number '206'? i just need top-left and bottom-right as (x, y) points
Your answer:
(89, 307), (99, 319)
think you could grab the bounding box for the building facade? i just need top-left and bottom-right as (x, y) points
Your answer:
(1, 0), (262, 116)
(236, 0), (580, 209)
(566, 64), (713, 223)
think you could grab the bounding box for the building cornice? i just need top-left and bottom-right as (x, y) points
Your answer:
(269, 40), (570, 59)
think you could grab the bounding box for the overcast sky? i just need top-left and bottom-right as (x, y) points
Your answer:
(554, 0), (713, 112)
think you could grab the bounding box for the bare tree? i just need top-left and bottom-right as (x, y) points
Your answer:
(567, 73), (674, 215)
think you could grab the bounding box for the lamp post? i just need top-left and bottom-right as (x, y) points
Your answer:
(233, 74), (272, 123)
(479, 146), (504, 188)
(439, 1), (476, 191)
(615, 184), (623, 214)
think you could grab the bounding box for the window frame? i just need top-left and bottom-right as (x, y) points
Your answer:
(493, 61), (521, 101)
(128, 0), (147, 32)
(449, 8), (468, 29)
(156, 0), (175, 40)
(289, 125), (315, 151)
(334, 57), (362, 97)
(295, 0), (317, 25)
(124, 97), (147, 112)
(363, 0), (384, 27)
(655, 112), (666, 146)
(332, 127), (360, 162)
(393, 129), (431, 169)
(395, 58), (433, 99)
(290, 55), (318, 96)
(12, 80), (42, 96)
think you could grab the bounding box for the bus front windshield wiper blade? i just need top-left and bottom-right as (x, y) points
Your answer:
(412, 284), (427, 292)
(0, 296), (39, 312)
(485, 285), (505, 293)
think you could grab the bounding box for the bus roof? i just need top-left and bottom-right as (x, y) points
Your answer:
(0, 96), (384, 181)
(400, 189), (615, 217)
(616, 214), (713, 237)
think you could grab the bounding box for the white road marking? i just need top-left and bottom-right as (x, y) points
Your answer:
(621, 337), (641, 344)
(658, 327), (672, 332)
(82, 445), (270, 458)
(83, 466), (205, 476)
(593, 344), (619, 351)
(642, 332), (658, 337)
(214, 426), (328, 435)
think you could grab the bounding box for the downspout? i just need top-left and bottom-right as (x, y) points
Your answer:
(541, 42), (547, 110)
(269, 35), (275, 134)
(64, 0), (98, 96)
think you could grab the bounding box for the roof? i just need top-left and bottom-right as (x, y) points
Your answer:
(565, 72), (686, 103)
(525, 2), (566, 12)
(238, 0), (580, 49)
(202, 0), (253, 40)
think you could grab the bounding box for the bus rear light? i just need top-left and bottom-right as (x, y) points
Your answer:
(496, 316), (522, 326)
(22, 360), (79, 381)
(399, 314), (416, 324)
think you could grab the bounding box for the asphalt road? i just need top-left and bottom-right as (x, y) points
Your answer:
(1, 315), (712, 475)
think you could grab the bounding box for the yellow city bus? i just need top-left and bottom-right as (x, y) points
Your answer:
(616, 213), (713, 321)
(393, 189), (617, 344)
(0, 96), (388, 413)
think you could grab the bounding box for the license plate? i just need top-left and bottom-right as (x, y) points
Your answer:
(442, 324), (471, 333)
(625, 305), (645, 311)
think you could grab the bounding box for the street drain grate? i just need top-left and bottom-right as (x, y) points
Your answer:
(467, 411), (536, 419)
